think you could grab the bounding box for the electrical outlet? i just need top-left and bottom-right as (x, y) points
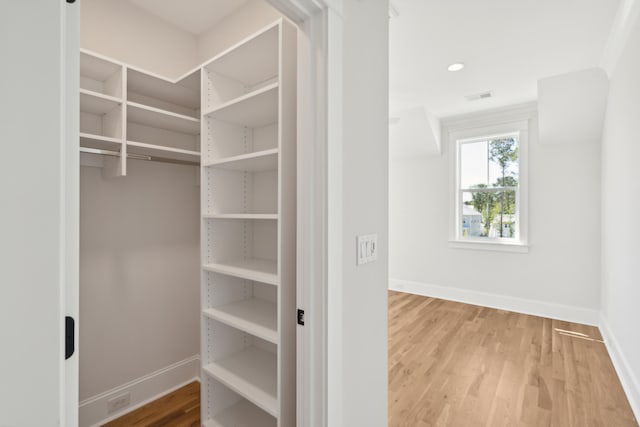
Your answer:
(357, 234), (378, 265)
(107, 392), (131, 414)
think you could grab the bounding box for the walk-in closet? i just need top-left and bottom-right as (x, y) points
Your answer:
(78, 1), (297, 426)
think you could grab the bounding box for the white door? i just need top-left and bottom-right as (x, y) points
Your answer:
(0, 2), (79, 426)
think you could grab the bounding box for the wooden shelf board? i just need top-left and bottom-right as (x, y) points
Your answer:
(204, 149), (278, 172)
(204, 298), (277, 344)
(203, 213), (278, 220)
(80, 89), (121, 115)
(127, 102), (200, 135)
(204, 400), (276, 427)
(127, 140), (200, 162)
(203, 259), (278, 286)
(204, 83), (278, 128)
(128, 68), (200, 110)
(203, 347), (278, 418)
(80, 133), (122, 151)
(204, 22), (279, 87)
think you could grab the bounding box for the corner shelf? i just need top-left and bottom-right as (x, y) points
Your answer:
(128, 68), (200, 111)
(203, 259), (278, 286)
(204, 83), (278, 128)
(204, 399), (276, 427)
(127, 101), (200, 135)
(203, 346), (278, 418)
(203, 298), (277, 344)
(204, 148), (278, 171)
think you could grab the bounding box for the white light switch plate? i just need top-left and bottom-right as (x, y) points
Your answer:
(357, 234), (378, 265)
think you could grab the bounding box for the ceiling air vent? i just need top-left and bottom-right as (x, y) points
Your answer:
(465, 91), (493, 101)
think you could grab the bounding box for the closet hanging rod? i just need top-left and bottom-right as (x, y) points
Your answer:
(79, 147), (200, 166)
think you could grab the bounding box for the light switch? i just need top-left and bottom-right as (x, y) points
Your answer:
(357, 234), (378, 265)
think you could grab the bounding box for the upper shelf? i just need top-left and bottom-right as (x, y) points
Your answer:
(127, 102), (200, 135)
(80, 89), (122, 115)
(128, 68), (200, 111)
(204, 83), (278, 128)
(80, 51), (123, 98)
(204, 22), (279, 87)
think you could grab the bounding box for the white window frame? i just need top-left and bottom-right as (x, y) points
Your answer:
(449, 120), (529, 253)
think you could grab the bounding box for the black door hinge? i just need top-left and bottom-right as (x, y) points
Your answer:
(67, 0), (76, 3)
(297, 309), (305, 326)
(65, 316), (75, 360)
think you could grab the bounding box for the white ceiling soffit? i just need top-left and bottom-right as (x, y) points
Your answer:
(128, 0), (250, 35)
(390, 0), (621, 118)
(389, 106), (441, 158)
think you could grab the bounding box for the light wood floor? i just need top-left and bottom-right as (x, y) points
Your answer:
(389, 291), (638, 427)
(105, 292), (637, 427)
(103, 381), (200, 427)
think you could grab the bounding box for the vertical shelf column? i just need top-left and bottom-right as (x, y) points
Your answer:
(79, 50), (126, 177)
(200, 19), (297, 427)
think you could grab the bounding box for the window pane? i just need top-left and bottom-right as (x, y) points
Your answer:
(461, 190), (517, 239)
(488, 137), (519, 188)
(493, 190), (517, 238)
(460, 140), (488, 188)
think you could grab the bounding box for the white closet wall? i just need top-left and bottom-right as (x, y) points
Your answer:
(80, 161), (200, 399)
(197, 1), (281, 62)
(81, 0), (198, 78)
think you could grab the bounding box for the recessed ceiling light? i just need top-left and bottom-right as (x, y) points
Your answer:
(448, 63), (465, 72)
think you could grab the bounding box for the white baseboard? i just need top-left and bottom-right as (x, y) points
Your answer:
(389, 278), (600, 326)
(79, 355), (200, 427)
(599, 314), (640, 422)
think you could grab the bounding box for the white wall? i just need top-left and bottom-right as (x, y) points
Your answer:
(197, 0), (282, 63)
(79, 161), (200, 400)
(390, 110), (602, 322)
(600, 10), (640, 417)
(80, 0), (198, 78)
(328, 2), (389, 426)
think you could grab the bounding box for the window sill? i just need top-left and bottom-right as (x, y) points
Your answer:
(448, 239), (529, 253)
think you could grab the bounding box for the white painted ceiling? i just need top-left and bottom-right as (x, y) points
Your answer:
(128, 0), (249, 35)
(390, 0), (621, 118)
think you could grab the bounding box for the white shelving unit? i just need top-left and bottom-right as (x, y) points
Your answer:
(79, 18), (297, 427)
(201, 19), (297, 427)
(79, 49), (202, 176)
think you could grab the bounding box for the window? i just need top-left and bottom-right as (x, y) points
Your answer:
(449, 120), (528, 252)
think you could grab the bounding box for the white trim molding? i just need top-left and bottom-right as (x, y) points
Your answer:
(447, 116), (531, 252)
(599, 314), (640, 422)
(79, 355), (200, 427)
(448, 239), (529, 253)
(389, 278), (600, 326)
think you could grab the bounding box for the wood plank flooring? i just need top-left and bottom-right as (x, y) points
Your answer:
(389, 291), (638, 427)
(103, 381), (200, 427)
(105, 292), (637, 426)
